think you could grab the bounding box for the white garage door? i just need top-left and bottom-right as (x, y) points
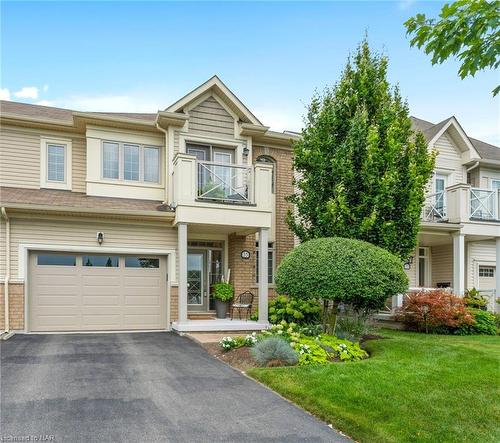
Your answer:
(29, 253), (167, 332)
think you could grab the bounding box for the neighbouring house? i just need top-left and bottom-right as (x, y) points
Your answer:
(0, 77), (499, 334)
(397, 117), (500, 312)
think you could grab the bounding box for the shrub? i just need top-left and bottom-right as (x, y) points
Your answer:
(260, 321), (301, 342)
(276, 237), (408, 312)
(251, 337), (299, 367)
(335, 313), (374, 342)
(212, 282), (234, 302)
(464, 288), (488, 310)
(268, 295), (322, 325)
(318, 335), (368, 361)
(397, 290), (474, 334)
(455, 309), (497, 336)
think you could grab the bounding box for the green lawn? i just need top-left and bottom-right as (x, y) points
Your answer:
(248, 330), (500, 443)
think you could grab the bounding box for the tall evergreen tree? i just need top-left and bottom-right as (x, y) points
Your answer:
(288, 39), (436, 260)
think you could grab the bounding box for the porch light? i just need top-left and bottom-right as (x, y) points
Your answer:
(96, 232), (104, 245)
(243, 146), (250, 157)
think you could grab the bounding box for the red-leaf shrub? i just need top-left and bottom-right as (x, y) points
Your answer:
(397, 290), (474, 333)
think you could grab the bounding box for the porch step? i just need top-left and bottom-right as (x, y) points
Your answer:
(188, 312), (217, 320)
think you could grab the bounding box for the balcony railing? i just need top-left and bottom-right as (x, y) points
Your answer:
(421, 185), (500, 223)
(421, 191), (447, 222)
(470, 188), (499, 220)
(196, 160), (252, 203)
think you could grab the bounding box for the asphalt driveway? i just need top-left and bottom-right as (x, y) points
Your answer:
(1, 332), (348, 442)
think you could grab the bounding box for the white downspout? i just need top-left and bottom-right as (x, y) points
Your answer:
(156, 123), (170, 205)
(466, 161), (479, 173)
(1, 207), (10, 333)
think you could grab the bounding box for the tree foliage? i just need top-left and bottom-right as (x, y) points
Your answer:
(287, 39), (435, 260)
(405, 0), (500, 95)
(275, 237), (409, 312)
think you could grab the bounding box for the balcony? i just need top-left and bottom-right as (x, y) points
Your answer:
(172, 152), (273, 230)
(195, 160), (252, 204)
(421, 184), (500, 225)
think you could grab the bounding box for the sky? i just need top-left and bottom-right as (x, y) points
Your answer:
(1, 1), (499, 145)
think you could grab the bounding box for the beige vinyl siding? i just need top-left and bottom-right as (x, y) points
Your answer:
(0, 125), (86, 191)
(478, 167), (500, 189)
(467, 240), (496, 290)
(0, 126), (40, 188)
(174, 130), (180, 153)
(72, 137), (86, 192)
(434, 134), (465, 185)
(404, 248), (417, 287)
(188, 96), (234, 139)
(1, 215), (177, 280)
(431, 244), (453, 287)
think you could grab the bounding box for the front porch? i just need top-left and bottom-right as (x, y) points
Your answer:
(172, 318), (269, 332)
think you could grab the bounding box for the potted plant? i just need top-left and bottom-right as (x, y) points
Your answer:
(212, 281), (234, 319)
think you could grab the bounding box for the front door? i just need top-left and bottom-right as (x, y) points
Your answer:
(187, 251), (208, 311)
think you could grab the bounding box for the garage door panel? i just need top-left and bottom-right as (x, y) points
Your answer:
(36, 295), (79, 306)
(30, 253), (166, 332)
(125, 295), (160, 305)
(81, 295), (121, 305)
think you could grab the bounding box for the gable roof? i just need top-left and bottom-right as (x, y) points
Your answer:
(165, 75), (263, 125)
(410, 116), (499, 162)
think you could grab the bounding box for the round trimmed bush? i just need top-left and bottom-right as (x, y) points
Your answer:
(251, 337), (299, 367)
(275, 237), (408, 311)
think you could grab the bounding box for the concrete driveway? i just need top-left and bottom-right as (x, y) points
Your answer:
(1, 332), (348, 442)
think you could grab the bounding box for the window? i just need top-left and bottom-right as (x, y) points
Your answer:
(83, 256), (119, 267)
(102, 142), (119, 179)
(144, 147), (160, 182)
(37, 254), (76, 266)
(418, 247), (430, 287)
(124, 144), (140, 180)
(47, 144), (65, 182)
(40, 138), (72, 190)
(256, 156), (276, 193)
(125, 257), (160, 268)
(479, 266), (495, 278)
(102, 141), (160, 183)
(255, 242), (274, 284)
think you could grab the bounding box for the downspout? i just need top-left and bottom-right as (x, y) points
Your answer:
(466, 161), (479, 173)
(156, 123), (170, 205)
(1, 207), (10, 333)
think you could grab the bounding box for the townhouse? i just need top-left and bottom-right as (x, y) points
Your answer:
(0, 76), (498, 334)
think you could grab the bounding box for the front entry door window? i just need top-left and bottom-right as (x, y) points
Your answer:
(187, 252), (207, 310)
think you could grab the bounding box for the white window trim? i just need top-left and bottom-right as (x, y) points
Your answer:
(40, 137), (72, 190)
(179, 134), (244, 165)
(101, 140), (161, 185)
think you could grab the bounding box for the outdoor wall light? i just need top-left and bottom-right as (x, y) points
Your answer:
(243, 146), (250, 157)
(96, 232), (104, 245)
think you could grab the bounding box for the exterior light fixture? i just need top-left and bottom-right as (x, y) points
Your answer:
(96, 232), (104, 245)
(243, 146), (250, 157)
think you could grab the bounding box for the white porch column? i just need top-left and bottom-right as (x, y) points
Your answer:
(177, 222), (188, 323)
(496, 238), (500, 301)
(453, 233), (465, 295)
(258, 227), (269, 323)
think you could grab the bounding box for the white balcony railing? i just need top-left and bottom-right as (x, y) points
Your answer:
(196, 160), (252, 203)
(422, 185), (500, 223)
(470, 188), (499, 220)
(421, 191), (447, 222)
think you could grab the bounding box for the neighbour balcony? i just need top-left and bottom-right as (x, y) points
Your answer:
(421, 184), (500, 224)
(172, 152), (273, 230)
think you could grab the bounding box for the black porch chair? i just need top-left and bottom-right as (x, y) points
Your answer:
(230, 291), (254, 320)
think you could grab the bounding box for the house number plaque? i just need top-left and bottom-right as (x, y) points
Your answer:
(241, 250), (251, 260)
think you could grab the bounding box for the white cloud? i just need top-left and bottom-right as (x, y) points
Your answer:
(35, 100), (55, 107)
(0, 88), (11, 100)
(54, 94), (163, 113)
(14, 86), (39, 99)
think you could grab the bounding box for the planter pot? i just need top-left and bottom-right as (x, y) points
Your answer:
(215, 299), (228, 319)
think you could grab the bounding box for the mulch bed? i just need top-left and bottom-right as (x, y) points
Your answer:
(202, 342), (258, 372)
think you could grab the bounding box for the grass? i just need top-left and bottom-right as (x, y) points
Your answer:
(248, 329), (500, 443)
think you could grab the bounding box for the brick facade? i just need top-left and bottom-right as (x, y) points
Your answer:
(226, 145), (295, 314)
(0, 283), (25, 330)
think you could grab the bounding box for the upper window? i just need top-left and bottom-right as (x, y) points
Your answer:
(102, 141), (160, 184)
(40, 138), (72, 190)
(47, 144), (65, 182)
